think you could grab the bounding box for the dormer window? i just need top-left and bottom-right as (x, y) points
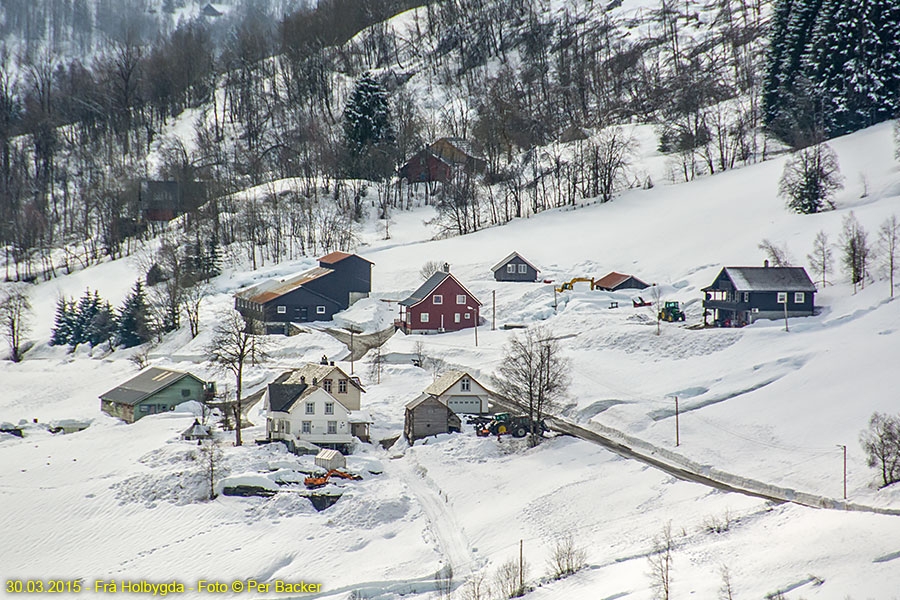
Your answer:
(460, 377), (470, 392)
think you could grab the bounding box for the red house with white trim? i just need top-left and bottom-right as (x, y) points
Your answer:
(396, 264), (482, 334)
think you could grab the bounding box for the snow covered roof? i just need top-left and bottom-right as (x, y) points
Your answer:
(315, 448), (342, 461)
(423, 370), (484, 397)
(348, 411), (373, 424)
(100, 368), (204, 406)
(281, 364), (365, 392)
(490, 252), (540, 273)
(707, 267), (817, 293)
(181, 420), (211, 440)
(234, 267), (334, 304)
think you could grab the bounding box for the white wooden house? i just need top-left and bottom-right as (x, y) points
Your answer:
(266, 384), (354, 451)
(424, 370), (492, 414)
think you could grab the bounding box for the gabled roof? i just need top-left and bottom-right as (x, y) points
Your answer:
(281, 364), (366, 392)
(181, 419), (212, 439)
(267, 383), (310, 413)
(432, 137), (484, 161)
(319, 251), (374, 265)
(424, 370), (486, 397)
(406, 392), (445, 410)
(235, 266), (334, 304)
(100, 367), (204, 406)
(704, 267), (816, 293)
(594, 271), (648, 290)
(399, 271), (482, 308)
(490, 252), (540, 274)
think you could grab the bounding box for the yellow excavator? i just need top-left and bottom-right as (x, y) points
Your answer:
(555, 277), (597, 293)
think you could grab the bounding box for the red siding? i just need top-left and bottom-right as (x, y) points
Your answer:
(405, 276), (481, 332)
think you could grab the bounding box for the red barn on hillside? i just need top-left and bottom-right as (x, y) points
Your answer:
(396, 264), (482, 334)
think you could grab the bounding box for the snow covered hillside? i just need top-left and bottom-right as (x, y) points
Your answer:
(3, 121), (900, 599)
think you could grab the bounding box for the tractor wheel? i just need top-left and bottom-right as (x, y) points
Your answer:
(513, 427), (527, 438)
(680, 314), (685, 322)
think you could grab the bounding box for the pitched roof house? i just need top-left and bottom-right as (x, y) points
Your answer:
(593, 271), (650, 291)
(100, 367), (214, 423)
(396, 264), (482, 334)
(399, 149), (453, 183)
(429, 138), (487, 173)
(404, 394), (461, 443)
(702, 262), (816, 326)
(424, 370), (492, 414)
(491, 252), (540, 282)
(235, 252), (373, 333)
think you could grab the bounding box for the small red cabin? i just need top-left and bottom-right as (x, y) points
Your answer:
(398, 149), (452, 183)
(396, 265), (482, 334)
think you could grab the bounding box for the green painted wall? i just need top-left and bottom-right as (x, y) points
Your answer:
(132, 378), (207, 421)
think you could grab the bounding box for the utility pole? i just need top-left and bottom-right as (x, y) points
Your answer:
(674, 395), (680, 447)
(837, 444), (847, 499)
(346, 325), (362, 374)
(554, 287), (558, 312)
(519, 539), (524, 594)
(782, 293), (789, 332)
(492, 290), (496, 330)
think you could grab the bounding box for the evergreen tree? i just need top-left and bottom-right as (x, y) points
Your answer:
(778, 143), (844, 213)
(87, 301), (117, 348)
(116, 281), (152, 348)
(342, 72), (396, 179)
(69, 289), (100, 348)
(204, 238), (222, 280)
(49, 297), (75, 346)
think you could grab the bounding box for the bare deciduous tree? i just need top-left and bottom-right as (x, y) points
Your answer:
(807, 231), (833, 286)
(839, 212), (872, 292)
(860, 412), (900, 488)
(494, 556), (527, 599)
(460, 572), (487, 600)
(0, 286), (31, 362)
(493, 325), (569, 447)
(878, 215), (899, 298)
(548, 534), (587, 580)
(758, 238), (792, 267)
(718, 564), (734, 600)
(183, 280), (211, 338)
(420, 260), (445, 280)
(647, 523), (675, 600)
(207, 310), (268, 446)
(198, 437), (223, 501)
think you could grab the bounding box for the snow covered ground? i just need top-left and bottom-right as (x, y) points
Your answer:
(3, 121), (900, 598)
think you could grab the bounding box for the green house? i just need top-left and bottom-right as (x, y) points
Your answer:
(100, 367), (213, 423)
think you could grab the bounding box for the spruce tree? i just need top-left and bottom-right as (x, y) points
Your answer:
(342, 72), (396, 179)
(69, 289), (100, 348)
(50, 297), (75, 346)
(88, 301), (117, 348)
(116, 281), (151, 348)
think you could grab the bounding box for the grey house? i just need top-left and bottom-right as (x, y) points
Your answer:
(235, 252), (373, 334)
(702, 263), (816, 327)
(491, 252), (540, 282)
(593, 271), (649, 291)
(100, 367), (214, 423)
(404, 394), (461, 443)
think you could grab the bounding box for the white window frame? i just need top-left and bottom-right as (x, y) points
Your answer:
(302, 421), (311, 434)
(327, 421), (337, 435)
(794, 292), (805, 304)
(460, 377), (470, 392)
(339, 379), (348, 393)
(777, 292), (787, 304)
(454, 313), (461, 323)
(456, 294), (466, 305)
(324, 402), (334, 415)
(284, 421), (290, 434)
(743, 292), (749, 303)
(433, 294), (443, 304)
(421, 312), (429, 323)
(518, 264), (527, 274)
(316, 305), (326, 314)
(305, 402), (315, 415)
(506, 264), (515, 273)
(277, 305), (286, 314)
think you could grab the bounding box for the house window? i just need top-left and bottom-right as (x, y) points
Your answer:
(421, 312), (430, 323)
(277, 305), (286, 314)
(316, 305), (326, 314)
(327, 421), (337, 434)
(325, 402), (334, 415)
(454, 313), (460, 323)
(743, 292), (749, 303)
(507, 264), (515, 273)
(181, 389), (190, 397)
(794, 292), (805, 304)
(339, 379), (348, 393)
(456, 295), (466, 304)
(461, 377), (470, 392)
(777, 292), (787, 303)
(140, 405), (149, 412)
(302, 421), (311, 434)
(305, 402), (315, 415)
(518, 264), (527, 273)
(433, 295), (443, 304)
(323, 379), (332, 392)
(284, 421), (290, 434)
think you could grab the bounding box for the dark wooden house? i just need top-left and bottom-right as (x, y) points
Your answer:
(396, 264), (482, 334)
(429, 138), (487, 174)
(593, 271), (649, 291)
(235, 252), (373, 333)
(491, 252), (540, 282)
(404, 394), (461, 443)
(399, 150), (452, 183)
(702, 263), (816, 327)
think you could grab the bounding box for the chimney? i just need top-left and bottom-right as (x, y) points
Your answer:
(330, 361), (335, 366)
(312, 377), (318, 385)
(764, 259), (769, 268)
(300, 376), (306, 384)
(442, 262), (450, 273)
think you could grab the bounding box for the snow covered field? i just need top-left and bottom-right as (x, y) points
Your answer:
(3, 122), (900, 598)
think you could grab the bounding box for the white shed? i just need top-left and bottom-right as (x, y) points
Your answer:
(315, 448), (346, 470)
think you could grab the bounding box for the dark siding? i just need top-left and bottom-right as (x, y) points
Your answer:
(494, 256), (538, 282)
(262, 287), (344, 323)
(318, 255), (373, 297)
(703, 269), (815, 316)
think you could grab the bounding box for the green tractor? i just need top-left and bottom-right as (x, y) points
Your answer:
(658, 301), (686, 322)
(476, 412), (546, 438)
